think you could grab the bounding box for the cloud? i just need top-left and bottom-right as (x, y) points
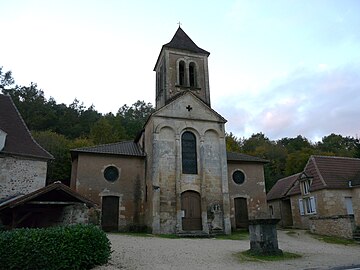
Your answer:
(220, 63), (360, 141)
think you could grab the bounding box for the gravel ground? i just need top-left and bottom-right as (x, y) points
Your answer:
(94, 230), (360, 270)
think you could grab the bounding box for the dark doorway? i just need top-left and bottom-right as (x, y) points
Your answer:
(281, 199), (293, 227)
(234, 197), (249, 228)
(101, 196), (119, 232)
(181, 191), (202, 231)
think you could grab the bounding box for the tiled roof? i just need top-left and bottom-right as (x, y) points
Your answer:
(0, 94), (53, 160)
(0, 182), (95, 211)
(71, 141), (145, 157)
(227, 152), (269, 163)
(266, 173), (300, 201)
(163, 27), (210, 55)
(287, 155), (360, 196)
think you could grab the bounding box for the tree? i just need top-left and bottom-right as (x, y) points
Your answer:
(278, 135), (312, 153)
(317, 133), (358, 157)
(117, 100), (154, 139)
(0, 66), (15, 90)
(225, 132), (242, 152)
(90, 118), (119, 144)
(32, 130), (71, 184)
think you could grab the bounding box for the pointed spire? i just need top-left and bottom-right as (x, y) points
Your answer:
(163, 27), (210, 55)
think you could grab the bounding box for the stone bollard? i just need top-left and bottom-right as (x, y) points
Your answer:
(248, 219), (283, 256)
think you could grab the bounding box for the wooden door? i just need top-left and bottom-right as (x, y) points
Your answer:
(234, 197), (249, 228)
(181, 191), (202, 231)
(101, 196), (119, 232)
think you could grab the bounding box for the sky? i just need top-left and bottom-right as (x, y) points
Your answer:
(1, 0), (359, 142)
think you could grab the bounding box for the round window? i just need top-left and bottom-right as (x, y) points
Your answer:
(104, 166), (119, 182)
(232, 170), (245, 185)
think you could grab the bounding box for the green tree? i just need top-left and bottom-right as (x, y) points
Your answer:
(317, 133), (358, 157)
(90, 118), (119, 144)
(0, 66), (15, 90)
(117, 100), (154, 139)
(32, 130), (71, 184)
(225, 132), (242, 152)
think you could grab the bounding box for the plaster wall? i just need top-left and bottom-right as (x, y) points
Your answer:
(227, 162), (268, 229)
(72, 153), (145, 229)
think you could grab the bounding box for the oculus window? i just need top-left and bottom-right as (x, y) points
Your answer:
(182, 131), (197, 174)
(104, 166), (119, 182)
(232, 170), (245, 185)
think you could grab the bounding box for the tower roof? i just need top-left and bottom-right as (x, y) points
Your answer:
(163, 27), (210, 55)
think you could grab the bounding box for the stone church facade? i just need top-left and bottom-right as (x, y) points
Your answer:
(71, 27), (268, 234)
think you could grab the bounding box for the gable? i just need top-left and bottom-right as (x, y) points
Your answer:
(152, 91), (226, 123)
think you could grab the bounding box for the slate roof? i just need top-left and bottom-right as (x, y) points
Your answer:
(271, 155), (360, 198)
(0, 182), (95, 211)
(0, 94), (53, 160)
(71, 141), (145, 157)
(227, 152), (269, 163)
(154, 27), (210, 70)
(164, 27), (210, 55)
(266, 173), (300, 201)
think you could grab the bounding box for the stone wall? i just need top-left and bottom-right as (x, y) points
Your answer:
(61, 204), (90, 225)
(309, 215), (355, 239)
(0, 156), (47, 199)
(291, 189), (357, 230)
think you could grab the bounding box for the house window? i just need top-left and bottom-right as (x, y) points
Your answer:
(189, 62), (196, 87)
(301, 179), (311, 195)
(104, 166), (119, 182)
(179, 61), (185, 86)
(269, 205), (274, 217)
(299, 196), (316, 215)
(232, 170), (245, 185)
(182, 131), (197, 174)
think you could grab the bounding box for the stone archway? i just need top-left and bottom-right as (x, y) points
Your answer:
(181, 191), (202, 231)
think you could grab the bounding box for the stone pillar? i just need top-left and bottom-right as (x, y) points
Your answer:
(219, 133), (231, 234)
(175, 134), (183, 232)
(200, 135), (209, 234)
(248, 219), (282, 255)
(151, 135), (160, 234)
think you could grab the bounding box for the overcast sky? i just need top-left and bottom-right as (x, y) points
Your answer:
(1, 0), (359, 142)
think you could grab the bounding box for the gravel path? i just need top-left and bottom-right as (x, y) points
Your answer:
(94, 230), (360, 270)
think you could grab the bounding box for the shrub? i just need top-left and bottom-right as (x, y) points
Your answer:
(0, 224), (111, 270)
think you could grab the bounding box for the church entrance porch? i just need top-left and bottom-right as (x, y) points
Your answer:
(234, 197), (249, 229)
(181, 191), (202, 231)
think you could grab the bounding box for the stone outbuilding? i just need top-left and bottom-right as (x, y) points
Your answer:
(71, 27), (269, 234)
(0, 94), (96, 229)
(267, 155), (360, 239)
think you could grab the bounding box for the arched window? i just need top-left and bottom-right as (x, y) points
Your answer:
(179, 61), (185, 86)
(189, 62), (196, 88)
(182, 131), (197, 174)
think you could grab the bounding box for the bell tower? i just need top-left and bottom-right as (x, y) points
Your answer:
(154, 27), (211, 110)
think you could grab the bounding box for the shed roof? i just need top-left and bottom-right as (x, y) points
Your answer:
(0, 94), (53, 160)
(227, 152), (269, 163)
(0, 182), (96, 211)
(266, 173), (300, 201)
(71, 140), (145, 157)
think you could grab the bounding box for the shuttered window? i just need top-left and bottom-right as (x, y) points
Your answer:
(182, 131), (197, 174)
(299, 199), (305, 216)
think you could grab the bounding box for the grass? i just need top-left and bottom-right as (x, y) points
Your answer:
(215, 229), (249, 240)
(234, 250), (302, 262)
(309, 233), (357, 245)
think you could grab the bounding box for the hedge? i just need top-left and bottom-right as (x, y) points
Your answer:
(0, 224), (111, 270)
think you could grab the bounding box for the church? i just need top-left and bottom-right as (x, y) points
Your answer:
(71, 27), (269, 234)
